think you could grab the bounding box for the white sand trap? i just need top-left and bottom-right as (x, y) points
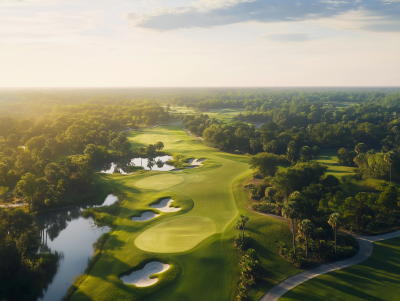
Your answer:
(185, 166), (198, 169)
(188, 158), (206, 165)
(121, 261), (170, 287)
(151, 198), (181, 212)
(171, 169), (183, 172)
(132, 212), (160, 222)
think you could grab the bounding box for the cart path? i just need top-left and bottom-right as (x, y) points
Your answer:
(256, 212), (400, 301)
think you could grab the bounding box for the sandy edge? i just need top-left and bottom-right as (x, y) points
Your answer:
(121, 261), (170, 287)
(132, 212), (160, 222)
(151, 198), (181, 212)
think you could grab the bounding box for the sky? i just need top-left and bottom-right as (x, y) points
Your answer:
(1, 0), (400, 87)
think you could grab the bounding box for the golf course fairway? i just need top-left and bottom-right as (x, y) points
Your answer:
(135, 216), (217, 253)
(68, 123), (253, 301)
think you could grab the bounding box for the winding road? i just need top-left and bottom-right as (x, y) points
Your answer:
(256, 212), (400, 301)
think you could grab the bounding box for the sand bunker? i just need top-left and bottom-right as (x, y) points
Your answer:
(121, 261), (170, 287)
(132, 212), (160, 222)
(171, 169), (183, 172)
(151, 198), (181, 212)
(185, 166), (197, 169)
(188, 158), (206, 166)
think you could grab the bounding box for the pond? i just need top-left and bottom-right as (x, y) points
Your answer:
(101, 155), (174, 173)
(35, 195), (116, 301)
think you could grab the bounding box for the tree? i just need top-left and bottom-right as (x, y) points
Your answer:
(109, 138), (121, 150)
(173, 154), (183, 168)
(384, 151), (396, 182)
(15, 173), (37, 210)
(236, 215), (249, 245)
(122, 141), (131, 155)
(282, 202), (298, 258)
(338, 148), (348, 164)
(311, 146), (320, 159)
(322, 175), (340, 193)
(249, 138), (260, 155)
(355, 143), (367, 154)
(249, 153), (279, 177)
(269, 140), (278, 154)
(328, 212), (341, 254)
(378, 185), (398, 212)
(313, 227), (325, 259)
(137, 147), (146, 166)
(300, 146), (312, 162)
(146, 144), (156, 155)
(155, 141), (164, 151)
(299, 219), (314, 259)
(286, 141), (299, 163)
(25, 136), (46, 152)
(265, 187), (276, 210)
(272, 171), (297, 199)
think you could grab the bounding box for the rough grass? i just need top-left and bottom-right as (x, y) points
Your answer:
(69, 123), (300, 301)
(280, 237), (400, 301)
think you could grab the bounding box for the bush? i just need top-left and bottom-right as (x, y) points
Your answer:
(237, 249), (261, 301)
(233, 233), (251, 250)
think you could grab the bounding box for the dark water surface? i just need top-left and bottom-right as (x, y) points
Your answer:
(35, 195), (115, 301)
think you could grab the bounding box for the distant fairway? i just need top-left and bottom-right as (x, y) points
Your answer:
(316, 149), (355, 178)
(169, 107), (244, 124)
(135, 174), (184, 190)
(280, 237), (400, 301)
(135, 216), (216, 253)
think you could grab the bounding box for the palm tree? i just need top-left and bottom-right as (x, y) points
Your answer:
(299, 219), (314, 259)
(282, 202), (298, 258)
(384, 151), (396, 183)
(137, 147), (146, 166)
(314, 227), (325, 259)
(265, 187), (276, 210)
(355, 143), (366, 154)
(328, 212), (341, 254)
(250, 138), (259, 155)
(270, 140), (278, 154)
(237, 215), (249, 244)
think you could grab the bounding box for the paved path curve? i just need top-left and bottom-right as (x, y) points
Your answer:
(256, 212), (400, 301)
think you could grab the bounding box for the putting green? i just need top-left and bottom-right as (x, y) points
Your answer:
(134, 216), (217, 253)
(135, 174), (184, 190)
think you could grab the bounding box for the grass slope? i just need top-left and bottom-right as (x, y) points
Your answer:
(280, 237), (400, 301)
(70, 123), (299, 301)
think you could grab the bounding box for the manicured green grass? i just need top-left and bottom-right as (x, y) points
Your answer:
(70, 123), (300, 301)
(316, 149), (355, 178)
(280, 237), (400, 301)
(169, 107), (244, 124)
(135, 216), (217, 253)
(134, 174), (184, 190)
(206, 108), (245, 123)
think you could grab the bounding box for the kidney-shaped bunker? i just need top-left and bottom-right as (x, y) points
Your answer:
(120, 261), (170, 287)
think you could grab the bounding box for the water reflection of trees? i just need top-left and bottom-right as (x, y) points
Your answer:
(35, 206), (86, 242)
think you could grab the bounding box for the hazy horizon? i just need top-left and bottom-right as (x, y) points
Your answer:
(1, 0), (399, 87)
